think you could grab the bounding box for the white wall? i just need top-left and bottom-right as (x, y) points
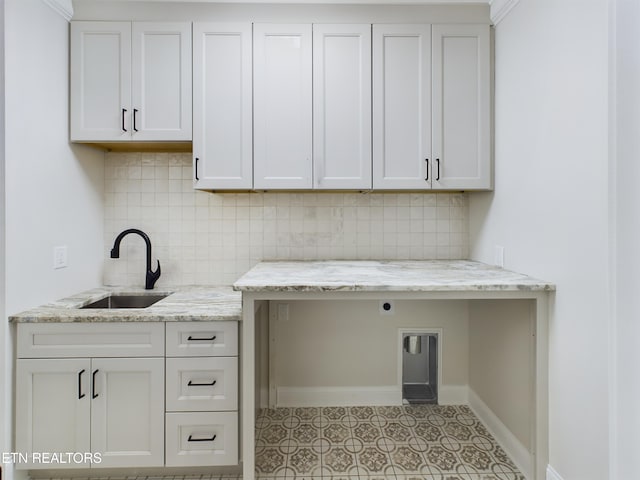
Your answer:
(3, 1), (104, 478)
(611, 0), (640, 478)
(469, 1), (610, 479)
(0, 0), (6, 474)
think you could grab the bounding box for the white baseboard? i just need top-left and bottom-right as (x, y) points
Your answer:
(276, 386), (400, 407)
(468, 388), (532, 480)
(546, 465), (564, 480)
(439, 385), (468, 405)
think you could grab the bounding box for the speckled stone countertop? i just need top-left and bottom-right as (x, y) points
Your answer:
(233, 260), (555, 293)
(9, 286), (242, 323)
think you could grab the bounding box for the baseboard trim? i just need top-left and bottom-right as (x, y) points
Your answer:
(546, 464), (564, 480)
(42, 0), (74, 21)
(276, 386), (399, 407)
(490, 0), (521, 25)
(468, 388), (532, 480)
(276, 384), (470, 407)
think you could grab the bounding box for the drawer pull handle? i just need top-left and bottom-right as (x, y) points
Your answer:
(188, 434), (217, 442)
(187, 335), (217, 342)
(188, 379), (217, 387)
(78, 369), (86, 399)
(91, 369), (99, 399)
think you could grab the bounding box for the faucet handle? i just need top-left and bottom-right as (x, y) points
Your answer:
(145, 260), (161, 290)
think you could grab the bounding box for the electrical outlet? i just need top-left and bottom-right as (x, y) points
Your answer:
(379, 300), (395, 315)
(494, 245), (505, 268)
(53, 245), (68, 269)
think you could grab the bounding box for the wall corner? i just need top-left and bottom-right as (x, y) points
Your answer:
(41, 0), (73, 22)
(490, 0), (521, 25)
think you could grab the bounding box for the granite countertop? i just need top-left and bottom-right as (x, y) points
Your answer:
(9, 286), (242, 323)
(233, 260), (555, 293)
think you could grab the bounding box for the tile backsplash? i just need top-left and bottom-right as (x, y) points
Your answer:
(104, 152), (469, 286)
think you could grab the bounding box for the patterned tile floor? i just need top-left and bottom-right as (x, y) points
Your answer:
(255, 405), (525, 480)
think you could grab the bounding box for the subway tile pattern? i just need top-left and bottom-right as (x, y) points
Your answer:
(104, 153), (469, 287)
(255, 405), (525, 480)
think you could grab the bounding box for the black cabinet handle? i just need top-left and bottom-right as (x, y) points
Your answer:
(78, 369), (86, 399)
(425, 158), (429, 182)
(122, 108), (127, 132)
(188, 379), (217, 387)
(91, 369), (99, 399)
(187, 335), (216, 341)
(188, 434), (217, 442)
(195, 157), (199, 181)
(133, 109), (139, 132)
(436, 158), (440, 181)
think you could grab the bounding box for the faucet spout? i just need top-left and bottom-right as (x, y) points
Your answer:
(110, 228), (161, 290)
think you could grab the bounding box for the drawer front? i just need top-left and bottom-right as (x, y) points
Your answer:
(166, 357), (238, 412)
(165, 412), (238, 466)
(17, 322), (164, 358)
(166, 321), (238, 357)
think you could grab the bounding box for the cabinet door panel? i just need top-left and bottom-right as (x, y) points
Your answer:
(253, 24), (312, 189)
(432, 24), (491, 190)
(70, 22), (131, 141)
(313, 24), (371, 190)
(91, 358), (164, 467)
(373, 25), (431, 189)
(193, 23), (252, 190)
(16, 359), (91, 469)
(132, 22), (192, 141)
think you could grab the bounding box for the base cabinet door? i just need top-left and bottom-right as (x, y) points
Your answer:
(15, 359), (92, 469)
(91, 358), (165, 467)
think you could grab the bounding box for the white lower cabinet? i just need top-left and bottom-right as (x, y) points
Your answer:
(15, 356), (164, 469)
(165, 321), (239, 467)
(15, 321), (239, 470)
(166, 412), (238, 467)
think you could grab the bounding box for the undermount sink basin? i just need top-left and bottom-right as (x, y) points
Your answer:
(81, 294), (169, 309)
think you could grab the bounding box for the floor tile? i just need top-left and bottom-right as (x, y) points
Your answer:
(253, 404), (526, 480)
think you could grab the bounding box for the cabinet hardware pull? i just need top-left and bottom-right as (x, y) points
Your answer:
(133, 109), (139, 132)
(195, 157), (199, 181)
(188, 434), (217, 442)
(187, 335), (216, 341)
(425, 158), (429, 181)
(91, 369), (99, 399)
(188, 379), (217, 387)
(436, 158), (440, 181)
(122, 108), (127, 132)
(78, 369), (86, 399)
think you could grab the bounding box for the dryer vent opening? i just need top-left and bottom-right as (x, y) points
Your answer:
(402, 333), (438, 404)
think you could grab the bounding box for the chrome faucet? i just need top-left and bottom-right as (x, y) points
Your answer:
(110, 228), (161, 290)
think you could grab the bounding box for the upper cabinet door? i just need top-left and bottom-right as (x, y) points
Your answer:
(313, 24), (372, 190)
(193, 23), (253, 190)
(373, 25), (431, 190)
(70, 22), (131, 141)
(432, 24), (491, 190)
(253, 24), (313, 189)
(131, 22), (192, 141)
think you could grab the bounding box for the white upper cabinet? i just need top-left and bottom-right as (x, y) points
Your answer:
(313, 24), (372, 190)
(253, 24), (313, 189)
(131, 23), (192, 141)
(71, 21), (192, 142)
(373, 25), (432, 189)
(193, 23), (253, 190)
(432, 24), (491, 190)
(71, 22), (131, 141)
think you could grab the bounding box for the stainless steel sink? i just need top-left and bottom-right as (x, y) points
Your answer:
(81, 294), (169, 309)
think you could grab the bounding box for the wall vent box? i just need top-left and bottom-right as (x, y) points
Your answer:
(402, 333), (438, 404)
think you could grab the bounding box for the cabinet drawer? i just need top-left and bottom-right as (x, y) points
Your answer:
(166, 322), (237, 357)
(17, 323), (164, 358)
(165, 412), (238, 467)
(166, 357), (237, 411)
